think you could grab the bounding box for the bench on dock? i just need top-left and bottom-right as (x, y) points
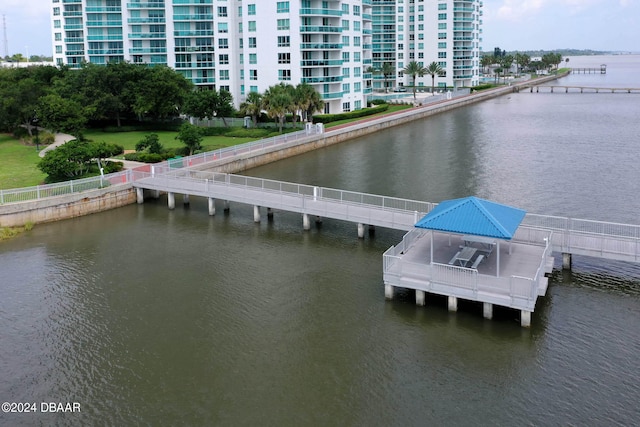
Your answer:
(448, 251), (461, 265)
(471, 254), (485, 269)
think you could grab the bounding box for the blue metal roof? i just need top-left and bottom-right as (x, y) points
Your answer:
(414, 196), (526, 240)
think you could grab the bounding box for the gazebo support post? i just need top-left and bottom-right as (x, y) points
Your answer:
(521, 311), (531, 327)
(483, 303), (493, 319)
(562, 253), (572, 270)
(415, 290), (426, 306)
(357, 223), (365, 239)
(448, 296), (457, 311)
(385, 284), (394, 299)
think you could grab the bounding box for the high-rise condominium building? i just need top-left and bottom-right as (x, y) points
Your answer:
(50, 1), (482, 112)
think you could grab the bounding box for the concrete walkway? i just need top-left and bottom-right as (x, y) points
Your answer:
(37, 131), (147, 169)
(38, 132), (75, 158)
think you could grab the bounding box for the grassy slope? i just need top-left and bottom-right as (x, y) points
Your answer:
(0, 134), (47, 189)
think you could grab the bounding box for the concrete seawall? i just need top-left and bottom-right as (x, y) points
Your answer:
(1, 73), (565, 227)
(0, 185), (136, 227)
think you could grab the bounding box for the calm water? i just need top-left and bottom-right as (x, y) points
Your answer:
(1, 55), (640, 426)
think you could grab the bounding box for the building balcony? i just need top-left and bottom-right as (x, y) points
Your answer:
(300, 43), (342, 50)
(299, 8), (342, 16)
(62, 0), (82, 3)
(174, 46), (215, 52)
(191, 77), (216, 84)
(86, 35), (122, 41)
(87, 21), (123, 27)
(129, 48), (167, 54)
(172, 0), (212, 4)
(88, 49), (124, 55)
(453, 36), (474, 41)
(64, 50), (85, 56)
(302, 76), (343, 83)
(453, 7), (475, 12)
(63, 24), (84, 30)
(63, 11), (83, 17)
(321, 91), (344, 99)
(173, 30), (214, 37)
(129, 32), (166, 38)
(453, 55), (473, 60)
(85, 6), (122, 12)
(300, 26), (342, 33)
(173, 14), (213, 21)
(128, 17), (166, 23)
(126, 3), (166, 9)
(300, 59), (343, 67)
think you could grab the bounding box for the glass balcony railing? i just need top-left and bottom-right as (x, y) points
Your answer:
(299, 8), (342, 17)
(129, 32), (167, 38)
(300, 59), (343, 67)
(300, 26), (342, 33)
(86, 21), (123, 27)
(127, 17), (166, 23)
(302, 76), (343, 83)
(300, 43), (342, 50)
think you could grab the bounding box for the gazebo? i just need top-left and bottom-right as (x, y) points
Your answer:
(414, 196), (527, 276)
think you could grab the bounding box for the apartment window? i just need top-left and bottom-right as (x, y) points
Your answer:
(53, 7), (60, 16)
(55, 33), (62, 41)
(342, 102), (350, 112)
(238, 6), (242, 17)
(249, 70), (257, 80)
(354, 52), (360, 62)
(219, 38), (229, 49)
(240, 84), (245, 95)
(219, 70), (229, 80)
(250, 85), (258, 93)
(438, 3), (447, 10)
(438, 13), (447, 20)
(438, 42), (446, 49)
(248, 4), (256, 15)
(342, 67), (350, 77)
(342, 36), (349, 46)
(438, 33), (447, 39)
(354, 82), (361, 92)
(418, 52), (424, 59)
(354, 67), (361, 77)
(354, 21), (360, 31)
(54, 20), (61, 29)
(55, 45), (62, 53)
(248, 21), (256, 31)
(342, 83), (350, 92)
(438, 23), (446, 30)
(278, 53), (290, 64)
(276, 2), (289, 13)
(218, 23), (228, 33)
(277, 36), (290, 47)
(341, 20), (349, 30)
(249, 53), (257, 64)
(342, 4), (349, 14)
(354, 100), (361, 110)
(278, 69), (291, 81)
(277, 19), (289, 30)
(249, 37), (257, 48)
(239, 53), (243, 64)
(218, 6), (227, 17)
(354, 36), (360, 46)
(342, 52), (349, 62)
(353, 5), (360, 15)
(219, 86), (230, 92)
(219, 54), (229, 64)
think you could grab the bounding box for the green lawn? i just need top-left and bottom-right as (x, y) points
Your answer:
(0, 134), (47, 189)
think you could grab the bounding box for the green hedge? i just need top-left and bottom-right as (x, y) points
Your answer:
(124, 150), (177, 163)
(312, 104), (389, 124)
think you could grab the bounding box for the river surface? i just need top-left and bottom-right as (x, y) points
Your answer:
(1, 55), (640, 426)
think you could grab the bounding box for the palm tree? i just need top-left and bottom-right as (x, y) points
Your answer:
(380, 62), (395, 93)
(425, 62), (444, 93)
(402, 61), (427, 100)
(239, 91), (263, 127)
(481, 55), (494, 76)
(262, 83), (293, 133)
(294, 83), (323, 123)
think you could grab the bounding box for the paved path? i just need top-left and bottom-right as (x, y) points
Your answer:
(38, 132), (75, 158)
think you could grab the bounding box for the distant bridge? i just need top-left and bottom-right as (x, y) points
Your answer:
(516, 85), (640, 94)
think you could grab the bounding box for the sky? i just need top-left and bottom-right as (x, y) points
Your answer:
(1, 0), (639, 57)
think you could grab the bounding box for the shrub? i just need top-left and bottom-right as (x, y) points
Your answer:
(370, 99), (388, 105)
(312, 104), (389, 124)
